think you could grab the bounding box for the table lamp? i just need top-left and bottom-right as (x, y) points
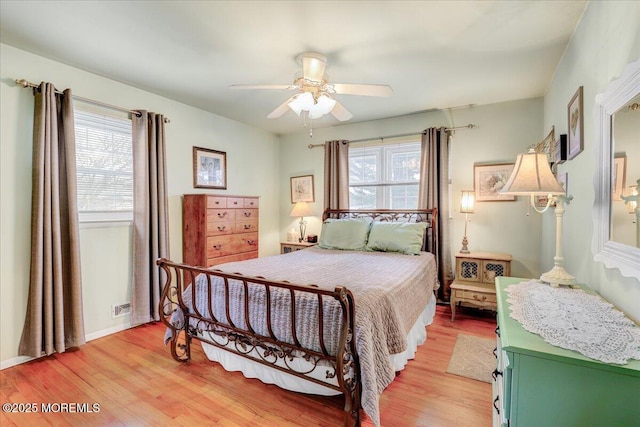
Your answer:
(289, 201), (313, 242)
(459, 190), (475, 254)
(500, 149), (574, 287)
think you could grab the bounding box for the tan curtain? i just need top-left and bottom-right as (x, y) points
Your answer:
(419, 127), (453, 300)
(19, 82), (85, 357)
(131, 111), (169, 325)
(323, 140), (350, 210)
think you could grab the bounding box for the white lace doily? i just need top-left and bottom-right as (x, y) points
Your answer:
(505, 280), (640, 365)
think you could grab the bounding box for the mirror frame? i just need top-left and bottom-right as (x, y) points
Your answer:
(592, 58), (640, 278)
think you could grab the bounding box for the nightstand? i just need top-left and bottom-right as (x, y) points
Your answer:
(450, 251), (511, 321)
(280, 241), (317, 254)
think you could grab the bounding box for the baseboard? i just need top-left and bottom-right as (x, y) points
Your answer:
(0, 355), (35, 370)
(84, 323), (131, 342)
(1, 323), (132, 371)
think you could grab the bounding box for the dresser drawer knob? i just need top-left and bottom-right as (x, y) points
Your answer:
(217, 226), (226, 231)
(244, 224), (252, 230)
(244, 212), (251, 217)
(247, 240), (256, 245)
(492, 369), (503, 381)
(217, 212), (227, 218)
(213, 244), (222, 250)
(233, 201), (238, 205)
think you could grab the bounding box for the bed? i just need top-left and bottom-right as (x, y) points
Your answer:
(158, 209), (439, 427)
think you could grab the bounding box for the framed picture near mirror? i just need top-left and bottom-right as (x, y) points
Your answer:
(568, 86), (584, 160)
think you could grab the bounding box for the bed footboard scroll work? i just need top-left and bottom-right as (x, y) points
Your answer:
(157, 258), (361, 426)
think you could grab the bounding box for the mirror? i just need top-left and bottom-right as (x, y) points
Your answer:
(611, 93), (640, 247)
(592, 58), (640, 278)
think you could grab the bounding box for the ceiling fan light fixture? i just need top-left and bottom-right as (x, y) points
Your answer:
(288, 92), (314, 116)
(288, 92), (336, 119)
(312, 94), (336, 117)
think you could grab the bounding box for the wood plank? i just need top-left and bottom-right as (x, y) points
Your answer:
(0, 305), (496, 426)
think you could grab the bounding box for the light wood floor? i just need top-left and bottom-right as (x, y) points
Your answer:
(1, 305), (497, 427)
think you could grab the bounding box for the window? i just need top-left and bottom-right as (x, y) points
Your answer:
(349, 141), (421, 209)
(74, 109), (133, 222)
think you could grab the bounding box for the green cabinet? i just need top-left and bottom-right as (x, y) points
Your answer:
(494, 277), (640, 427)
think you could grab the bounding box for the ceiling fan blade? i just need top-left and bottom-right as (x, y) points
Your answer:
(332, 83), (393, 97)
(267, 95), (296, 119)
(230, 84), (295, 90)
(299, 52), (327, 82)
(330, 101), (353, 122)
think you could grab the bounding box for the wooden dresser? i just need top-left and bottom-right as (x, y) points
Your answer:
(493, 276), (640, 427)
(182, 194), (259, 267)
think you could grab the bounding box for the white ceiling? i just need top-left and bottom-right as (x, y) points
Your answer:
(0, 1), (587, 135)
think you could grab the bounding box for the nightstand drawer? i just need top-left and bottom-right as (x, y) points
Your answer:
(453, 289), (497, 304)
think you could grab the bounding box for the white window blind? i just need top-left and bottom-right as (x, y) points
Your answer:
(349, 141), (421, 209)
(74, 109), (133, 222)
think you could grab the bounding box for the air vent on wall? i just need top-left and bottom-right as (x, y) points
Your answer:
(111, 302), (131, 318)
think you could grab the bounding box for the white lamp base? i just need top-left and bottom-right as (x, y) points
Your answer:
(540, 266), (576, 288)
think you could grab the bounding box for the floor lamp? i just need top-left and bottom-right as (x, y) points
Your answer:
(500, 149), (575, 287)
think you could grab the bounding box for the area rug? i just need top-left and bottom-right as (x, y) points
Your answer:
(445, 334), (495, 383)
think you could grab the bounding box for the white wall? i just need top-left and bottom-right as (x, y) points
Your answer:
(279, 97), (545, 279)
(0, 44), (281, 366)
(542, 1), (640, 322)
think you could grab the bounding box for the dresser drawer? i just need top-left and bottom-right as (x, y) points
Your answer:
(237, 208), (258, 220)
(207, 235), (235, 258)
(206, 196), (227, 209)
(235, 219), (258, 233)
(207, 221), (234, 236)
(207, 251), (258, 267)
(244, 198), (259, 208)
(226, 197), (245, 208)
(208, 208), (236, 223)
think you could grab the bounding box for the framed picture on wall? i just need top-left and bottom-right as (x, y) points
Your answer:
(473, 163), (516, 201)
(193, 146), (227, 189)
(567, 86), (584, 160)
(290, 175), (315, 203)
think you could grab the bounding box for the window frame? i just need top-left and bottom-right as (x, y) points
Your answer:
(348, 140), (421, 209)
(73, 106), (134, 225)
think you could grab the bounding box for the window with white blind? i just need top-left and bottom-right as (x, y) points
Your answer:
(349, 141), (421, 209)
(74, 109), (133, 222)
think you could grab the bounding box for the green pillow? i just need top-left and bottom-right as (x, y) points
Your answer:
(365, 221), (428, 255)
(318, 218), (371, 250)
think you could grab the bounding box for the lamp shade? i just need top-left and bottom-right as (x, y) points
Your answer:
(500, 149), (565, 195)
(460, 190), (475, 213)
(289, 201), (313, 217)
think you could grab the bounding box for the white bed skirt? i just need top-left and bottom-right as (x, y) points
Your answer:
(200, 294), (436, 396)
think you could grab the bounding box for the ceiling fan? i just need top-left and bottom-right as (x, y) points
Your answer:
(230, 52), (393, 122)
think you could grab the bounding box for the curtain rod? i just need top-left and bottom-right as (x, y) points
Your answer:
(15, 79), (171, 123)
(307, 124), (474, 148)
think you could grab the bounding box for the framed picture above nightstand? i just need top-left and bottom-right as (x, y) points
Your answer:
(280, 241), (317, 254)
